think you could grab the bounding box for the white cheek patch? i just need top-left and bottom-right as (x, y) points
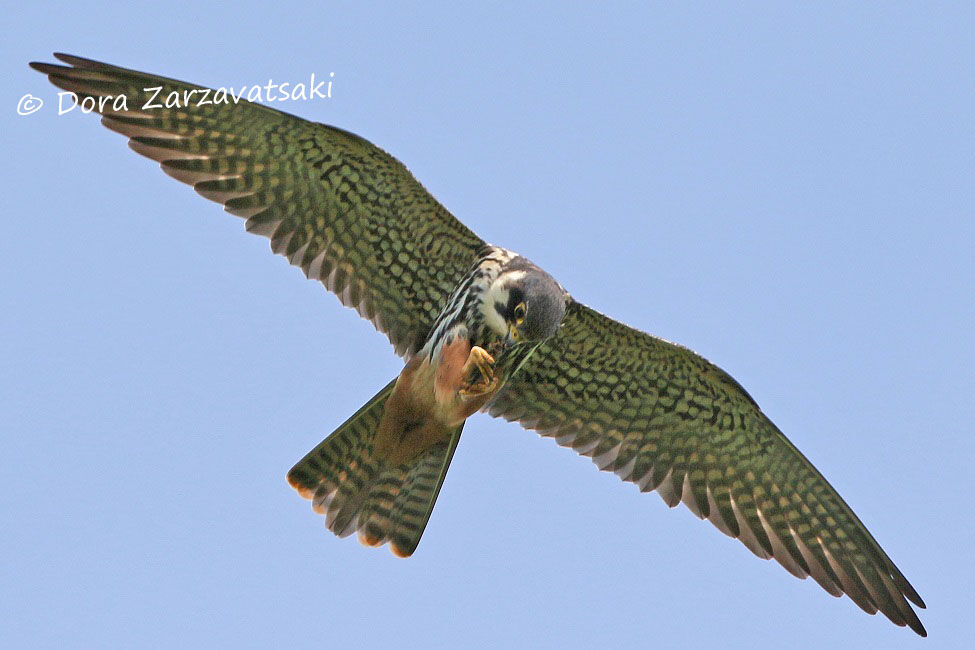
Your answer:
(481, 284), (510, 336)
(481, 270), (527, 337)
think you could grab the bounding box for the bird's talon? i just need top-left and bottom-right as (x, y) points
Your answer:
(460, 345), (498, 396)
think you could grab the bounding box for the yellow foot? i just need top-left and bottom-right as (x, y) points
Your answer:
(459, 345), (499, 396)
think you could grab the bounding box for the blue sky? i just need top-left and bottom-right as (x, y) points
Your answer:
(4, 3), (973, 648)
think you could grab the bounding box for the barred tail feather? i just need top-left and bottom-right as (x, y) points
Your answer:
(287, 380), (394, 528)
(287, 379), (463, 557)
(359, 424), (463, 557)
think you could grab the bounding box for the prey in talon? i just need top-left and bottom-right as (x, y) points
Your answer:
(291, 248), (567, 555)
(459, 345), (498, 396)
(32, 53), (928, 635)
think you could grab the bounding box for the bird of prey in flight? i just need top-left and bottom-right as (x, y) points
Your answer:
(31, 53), (926, 636)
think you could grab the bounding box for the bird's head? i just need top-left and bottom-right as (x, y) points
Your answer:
(483, 258), (568, 346)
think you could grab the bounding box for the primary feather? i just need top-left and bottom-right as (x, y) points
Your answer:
(31, 53), (926, 636)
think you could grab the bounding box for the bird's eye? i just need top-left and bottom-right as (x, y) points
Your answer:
(513, 302), (526, 324)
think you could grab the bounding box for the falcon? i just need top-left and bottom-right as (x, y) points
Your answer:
(31, 53), (926, 636)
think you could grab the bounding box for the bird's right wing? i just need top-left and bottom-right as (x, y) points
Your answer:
(30, 53), (487, 357)
(488, 300), (926, 635)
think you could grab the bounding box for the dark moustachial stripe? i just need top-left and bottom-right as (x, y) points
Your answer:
(32, 53), (926, 636)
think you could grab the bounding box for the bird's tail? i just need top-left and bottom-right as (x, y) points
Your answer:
(287, 378), (463, 557)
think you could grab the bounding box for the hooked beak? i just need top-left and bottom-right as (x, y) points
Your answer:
(505, 323), (521, 347)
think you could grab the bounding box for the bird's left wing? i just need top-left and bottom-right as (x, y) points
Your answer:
(30, 54), (486, 358)
(487, 300), (926, 635)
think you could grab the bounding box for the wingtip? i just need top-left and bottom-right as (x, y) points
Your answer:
(905, 615), (928, 638)
(53, 52), (98, 68)
(901, 580), (927, 610)
(28, 60), (52, 73)
(29, 52), (97, 71)
(899, 594), (928, 637)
